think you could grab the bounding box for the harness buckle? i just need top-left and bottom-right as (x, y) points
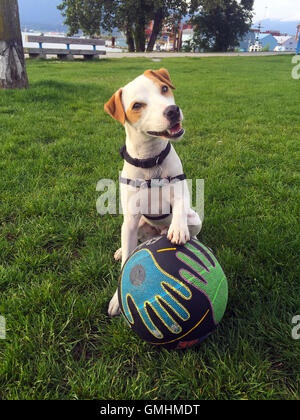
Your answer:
(139, 180), (149, 189)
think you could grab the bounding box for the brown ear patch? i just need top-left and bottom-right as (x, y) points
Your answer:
(144, 68), (175, 90)
(104, 89), (125, 124)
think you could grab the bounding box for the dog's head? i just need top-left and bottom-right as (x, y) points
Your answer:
(104, 68), (184, 141)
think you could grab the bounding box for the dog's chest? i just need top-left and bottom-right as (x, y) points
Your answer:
(149, 164), (163, 179)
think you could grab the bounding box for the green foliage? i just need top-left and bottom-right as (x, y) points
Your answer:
(182, 39), (193, 52)
(191, 0), (254, 52)
(57, 0), (105, 37)
(262, 43), (270, 52)
(57, 0), (189, 52)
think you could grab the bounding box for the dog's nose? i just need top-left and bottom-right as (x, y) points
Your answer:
(163, 105), (180, 123)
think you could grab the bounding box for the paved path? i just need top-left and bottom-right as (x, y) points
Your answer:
(105, 51), (294, 58)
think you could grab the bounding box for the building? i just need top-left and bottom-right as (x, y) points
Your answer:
(264, 30), (281, 36)
(238, 28), (297, 52)
(182, 28), (193, 46)
(248, 37), (262, 52)
(239, 31), (256, 51)
(255, 33), (278, 51)
(273, 36), (297, 52)
(239, 31), (277, 52)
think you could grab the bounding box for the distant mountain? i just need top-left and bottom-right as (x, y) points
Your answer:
(253, 19), (299, 36)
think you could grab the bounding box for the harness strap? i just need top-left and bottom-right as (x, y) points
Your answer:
(119, 173), (186, 189)
(144, 209), (172, 221)
(120, 142), (171, 169)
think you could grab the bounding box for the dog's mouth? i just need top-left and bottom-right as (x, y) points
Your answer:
(147, 122), (184, 139)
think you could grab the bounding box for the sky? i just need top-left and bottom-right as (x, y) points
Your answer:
(18, 0), (300, 25)
(18, 0), (63, 24)
(253, 0), (300, 22)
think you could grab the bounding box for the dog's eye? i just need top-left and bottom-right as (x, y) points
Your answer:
(162, 85), (168, 94)
(132, 103), (143, 110)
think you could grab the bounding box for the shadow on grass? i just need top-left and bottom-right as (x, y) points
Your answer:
(32, 79), (110, 101)
(0, 79), (111, 109)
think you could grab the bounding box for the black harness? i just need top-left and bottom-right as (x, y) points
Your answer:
(119, 142), (186, 221)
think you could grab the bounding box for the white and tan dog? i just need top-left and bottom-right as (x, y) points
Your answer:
(104, 68), (202, 316)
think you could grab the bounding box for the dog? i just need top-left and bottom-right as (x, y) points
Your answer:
(104, 68), (202, 316)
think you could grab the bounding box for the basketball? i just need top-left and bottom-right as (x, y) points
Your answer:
(118, 236), (228, 350)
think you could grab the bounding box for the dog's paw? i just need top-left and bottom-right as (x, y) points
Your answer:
(167, 222), (190, 245)
(108, 291), (121, 317)
(114, 248), (122, 261)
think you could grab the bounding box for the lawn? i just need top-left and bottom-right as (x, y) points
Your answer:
(0, 55), (299, 400)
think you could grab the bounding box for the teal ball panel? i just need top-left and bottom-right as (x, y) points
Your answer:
(118, 236), (228, 350)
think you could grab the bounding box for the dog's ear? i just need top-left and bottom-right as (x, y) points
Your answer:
(144, 68), (175, 90)
(104, 89), (125, 124)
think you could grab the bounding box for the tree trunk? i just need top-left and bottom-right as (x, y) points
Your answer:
(134, 19), (146, 52)
(146, 8), (163, 52)
(0, 0), (28, 89)
(125, 26), (135, 52)
(214, 34), (229, 52)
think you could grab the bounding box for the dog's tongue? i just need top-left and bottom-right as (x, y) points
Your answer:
(170, 123), (182, 134)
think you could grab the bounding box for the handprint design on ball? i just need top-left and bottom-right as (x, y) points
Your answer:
(120, 249), (192, 339)
(118, 237), (228, 349)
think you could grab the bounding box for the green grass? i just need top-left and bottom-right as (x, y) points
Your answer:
(0, 55), (299, 400)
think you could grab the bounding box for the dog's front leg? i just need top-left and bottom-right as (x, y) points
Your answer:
(167, 181), (190, 245)
(120, 213), (142, 267)
(108, 213), (141, 317)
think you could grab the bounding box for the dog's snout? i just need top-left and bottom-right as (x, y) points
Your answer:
(163, 105), (180, 123)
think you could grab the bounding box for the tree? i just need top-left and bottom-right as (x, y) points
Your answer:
(146, 1), (188, 52)
(57, 0), (106, 37)
(146, 6), (164, 52)
(191, 0), (254, 52)
(58, 0), (147, 51)
(115, 0), (151, 52)
(57, 0), (189, 52)
(0, 0), (28, 89)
